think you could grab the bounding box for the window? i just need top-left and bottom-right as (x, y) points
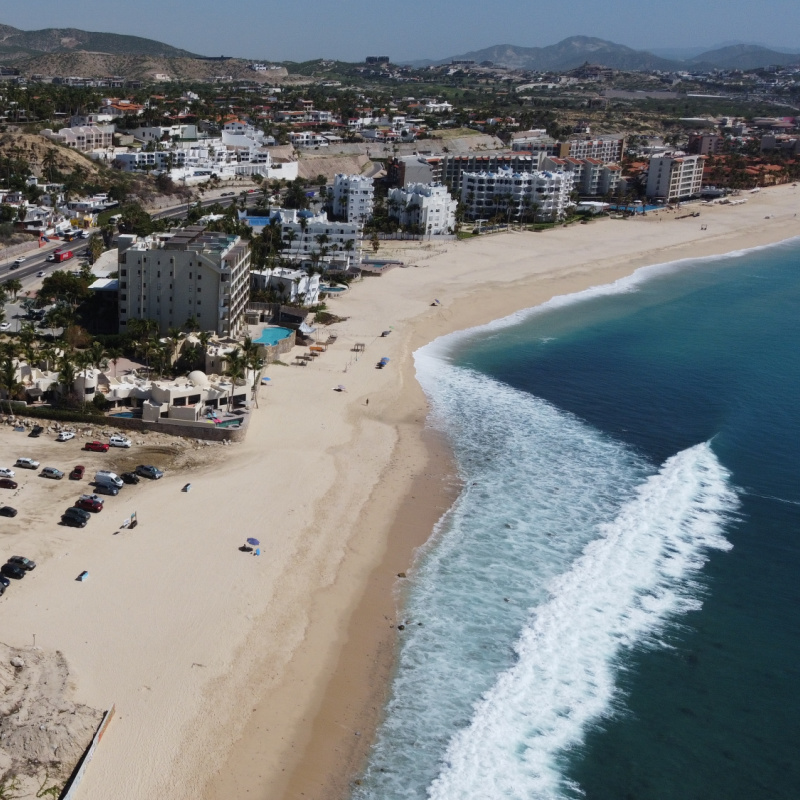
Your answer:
(121, 268), (127, 276)
(121, 294), (127, 300)
(157, 271), (160, 278)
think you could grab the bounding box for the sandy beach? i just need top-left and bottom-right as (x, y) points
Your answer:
(0, 185), (798, 800)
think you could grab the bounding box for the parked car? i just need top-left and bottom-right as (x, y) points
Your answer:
(56, 431), (76, 442)
(109, 435), (131, 448)
(0, 506), (17, 517)
(95, 470), (123, 489)
(0, 574), (9, 587)
(121, 472), (140, 485)
(0, 468), (15, 479)
(61, 507), (90, 527)
(8, 556), (36, 571)
(93, 483), (119, 497)
(41, 467), (65, 480)
(0, 479), (18, 490)
(84, 440), (109, 452)
(28, 425), (44, 438)
(70, 465), (85, 480)
(15, 458), (39, 469)
(136, 465), (164, 480)
(79, 493), (104, 505)
(75, 497), (103, 513)
(0, 322), (10, 332)
(1, 563), (25, 579)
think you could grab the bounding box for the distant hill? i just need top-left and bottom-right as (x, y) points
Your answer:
(406, 37), (678, 72)
(406, 36), (800, 73)
(689, 44), (800, 70)
(0, 23), (203, 61)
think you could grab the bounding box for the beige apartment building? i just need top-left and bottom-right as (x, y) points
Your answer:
(118, 226), (250, 336)
(645, 154), (706, 202)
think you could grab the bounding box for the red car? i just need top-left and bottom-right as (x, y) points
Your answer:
(0, 479), (18, 490)
(70, 465), (85, 480)
(84, 441), (109, 453)
(74, 497), (103, 513)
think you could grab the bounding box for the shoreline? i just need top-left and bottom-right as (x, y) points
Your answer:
(0, 187), (797, 800)
(206, 187), (800, 800)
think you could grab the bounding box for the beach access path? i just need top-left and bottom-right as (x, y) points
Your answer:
(0, 185), (797, 800)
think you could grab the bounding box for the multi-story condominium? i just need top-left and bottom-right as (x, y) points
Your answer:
(40, 125), (114, 152)
(557, 135), (626, 162)
(329, 174), (375, 224)
(440, 154), (543, 196)
(117, 226), (250, 337)
(688, 134), (725, 156)
(460, 168), (575, 222)
(645, 154), (706, 201)
(542, 157), (621, 197)
(241, 209), (362, 269)
(387, 183), (457, 235)
(250, 267), (321, 305)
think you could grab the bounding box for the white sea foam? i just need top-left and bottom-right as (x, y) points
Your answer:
(426, 442), (736, 800)
(353, 353), (738, 800)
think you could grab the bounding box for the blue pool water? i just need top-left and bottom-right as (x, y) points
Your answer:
(253, 327), (293, 346)
(321, 285), (346, 293)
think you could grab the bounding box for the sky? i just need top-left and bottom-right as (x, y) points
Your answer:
(3, 1), (800, 62)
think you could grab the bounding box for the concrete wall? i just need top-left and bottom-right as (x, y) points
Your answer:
(105, 411), (250, 442)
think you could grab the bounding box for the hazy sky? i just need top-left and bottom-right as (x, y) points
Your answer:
(3, 1), (800, 62)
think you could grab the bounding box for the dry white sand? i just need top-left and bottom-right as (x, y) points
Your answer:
(0, 185), (797, 800)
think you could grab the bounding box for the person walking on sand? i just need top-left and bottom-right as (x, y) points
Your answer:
(366, 398), (369, 406)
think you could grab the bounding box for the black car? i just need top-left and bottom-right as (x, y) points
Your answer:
(121, 472), (140, 485)
(62, 507), (91, 528)
(94, 483), (119, 496)
(28, 425), (44, 438)
(0, 506), (17, 517)
(0, 574), (10, 587)
(1, 563), (25, 580)
(8, 556), (35, 571)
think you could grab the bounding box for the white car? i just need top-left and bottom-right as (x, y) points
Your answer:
(0, 468), (15, 479)
(56, 431), (76, 442)
(109, 434), (132, 448)
(15, 458), (40, 470)
(37, 270), (45, 278)
(0, 322), (10, 332)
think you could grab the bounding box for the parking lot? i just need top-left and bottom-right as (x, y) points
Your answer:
(0, 425), (199, 594)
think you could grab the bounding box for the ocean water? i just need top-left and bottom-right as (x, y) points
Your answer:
(352, 237), (800, 800)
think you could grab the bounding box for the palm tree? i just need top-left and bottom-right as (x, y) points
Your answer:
(225, 347), (245, 411)
(106, 347), (123, 377)
(167, 327), (184, 363)
(0, 345), (23, 414)
(57, 353), (77, 404)
(89, 341), (106, 370)
(3, 278), (22, 301)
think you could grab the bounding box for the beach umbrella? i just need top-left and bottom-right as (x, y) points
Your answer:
(247, 537), (260, 546)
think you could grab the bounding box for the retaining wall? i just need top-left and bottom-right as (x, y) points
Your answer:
(106, 412), (250, 442)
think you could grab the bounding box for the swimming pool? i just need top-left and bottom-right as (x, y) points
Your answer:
(321, 285), (346, 293)
(254, 327), (293, 346)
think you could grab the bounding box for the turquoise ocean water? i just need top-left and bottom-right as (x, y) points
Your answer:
(352, 236), (800, 800)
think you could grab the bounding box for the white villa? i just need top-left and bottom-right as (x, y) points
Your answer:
(387, 183), (457, 235)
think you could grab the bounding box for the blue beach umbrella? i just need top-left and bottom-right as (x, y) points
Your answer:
(247, 537), (260, 546)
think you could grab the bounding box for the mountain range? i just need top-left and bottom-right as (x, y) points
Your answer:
(0, 23), (202, 61)
(404, 36), (800, 72)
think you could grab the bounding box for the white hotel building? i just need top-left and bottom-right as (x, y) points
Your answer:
(645, 154), (705, 202)
(117, 226), (251, 337)
(460, 168), (575, 222)
(329, 174), (375, 224)
(387, 183), (457, 235)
